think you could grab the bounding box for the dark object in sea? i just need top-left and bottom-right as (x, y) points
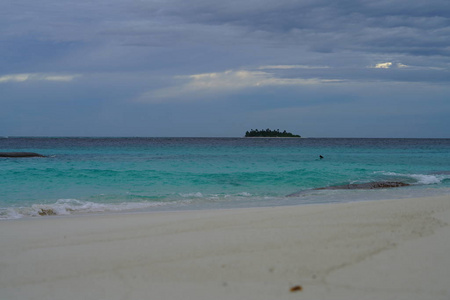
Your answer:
(0, 152), (46, 158)
(286, 181), (410, 197)
(319, 155), (324, 159)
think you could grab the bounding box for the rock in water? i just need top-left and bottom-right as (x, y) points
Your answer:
(287, 181), (410, 197)
(0, 152), (46, 158)
(38, 208), (56, 216)
(316, 181), (410, 190)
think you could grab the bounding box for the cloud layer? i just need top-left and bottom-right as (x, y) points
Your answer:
(137, 68), (343, 102)
(1, 0), (449, 137)
(0, 73), (79, 83)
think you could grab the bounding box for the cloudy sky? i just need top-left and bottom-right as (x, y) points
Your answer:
(1, 0), (449, 137)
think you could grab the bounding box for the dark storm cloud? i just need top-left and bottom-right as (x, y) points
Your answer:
(126, 0), (450, 56)
(4, 0), (449, 54)
(1, 0), (449, 75)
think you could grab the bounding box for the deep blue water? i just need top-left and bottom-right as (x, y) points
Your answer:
(1, 137), (449, 219)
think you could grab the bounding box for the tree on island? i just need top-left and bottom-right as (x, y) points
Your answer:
(245, 128), (301, 137)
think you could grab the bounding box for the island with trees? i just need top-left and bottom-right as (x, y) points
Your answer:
(245, 129), (301, 138)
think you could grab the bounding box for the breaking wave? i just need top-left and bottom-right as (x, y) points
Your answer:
(0, 199), (183, 220)
(380, 171), (450, 185)
(0, 192), (255, 219)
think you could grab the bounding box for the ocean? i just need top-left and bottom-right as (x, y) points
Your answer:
(1, 137), (449, 219)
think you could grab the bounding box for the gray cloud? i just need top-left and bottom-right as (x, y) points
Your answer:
(1, 0), (449, 137)
(3, 0), (449, 55)
(123, 0), (450, 56)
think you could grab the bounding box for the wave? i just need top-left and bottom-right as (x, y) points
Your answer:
(0, 192), (255, 220)
(379, 171), (450, 185)
(178, 192), (252, 198)
(0, 199), (183, 220)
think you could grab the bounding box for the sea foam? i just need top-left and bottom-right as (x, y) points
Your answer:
(0, 199), (182, 220)
(380, 171), (450, 185)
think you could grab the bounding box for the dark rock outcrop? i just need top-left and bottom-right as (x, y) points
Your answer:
(38, 208), (56, 216)
(0, 152), (46, 158)
(316, 181), (410, 190)
(287, 181), (410, 197)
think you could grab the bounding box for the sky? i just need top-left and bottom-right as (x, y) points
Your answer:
(1, 0), (449, 138)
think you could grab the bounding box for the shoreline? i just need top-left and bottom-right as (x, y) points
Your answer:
(1, 195), (449, 299)
(3, 184), (450, 220)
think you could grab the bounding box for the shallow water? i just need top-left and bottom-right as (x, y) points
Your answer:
(1, 137), (449, 219)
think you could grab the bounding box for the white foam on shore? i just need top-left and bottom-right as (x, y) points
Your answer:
(0, 199), (184, 220)
(179, 192), (204, 198)
(1, 181), (448, 220)
(0, 192), (256, 219)
(380, 171), (450, 185)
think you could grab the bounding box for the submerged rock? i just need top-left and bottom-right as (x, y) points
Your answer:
(287, 181), (410, 197)
(316, 181), (410, 190)
(38, 208), (56, 216)
(0, 152), (46, 158)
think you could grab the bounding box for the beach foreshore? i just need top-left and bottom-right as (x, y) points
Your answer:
(1, 195), (450, 300)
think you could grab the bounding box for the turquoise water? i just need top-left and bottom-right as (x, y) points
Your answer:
(1, 137), (449, 219)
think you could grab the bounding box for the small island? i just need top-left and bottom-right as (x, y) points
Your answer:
(245, 129), (301, 138)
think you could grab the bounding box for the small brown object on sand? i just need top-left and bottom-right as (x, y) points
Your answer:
(290, 285), (302, 292)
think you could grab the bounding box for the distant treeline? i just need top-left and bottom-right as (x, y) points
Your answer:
(245, 129), (301, 137)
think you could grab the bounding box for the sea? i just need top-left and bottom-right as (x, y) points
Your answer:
(1, 137), (449, 219)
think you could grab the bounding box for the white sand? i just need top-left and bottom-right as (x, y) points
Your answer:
(1, 195), (449, 300)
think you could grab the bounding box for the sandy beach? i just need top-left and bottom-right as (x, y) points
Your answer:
(1, 195), (449, 300)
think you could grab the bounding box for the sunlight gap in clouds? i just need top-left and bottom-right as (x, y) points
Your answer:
(374, 62), (393, 69)
(137, 68), (342, 102)
(0, 73), (80, 83)
(258, 65), (330, 70)
(371, 62), (411, 69)
(182, 69), (342, 89)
